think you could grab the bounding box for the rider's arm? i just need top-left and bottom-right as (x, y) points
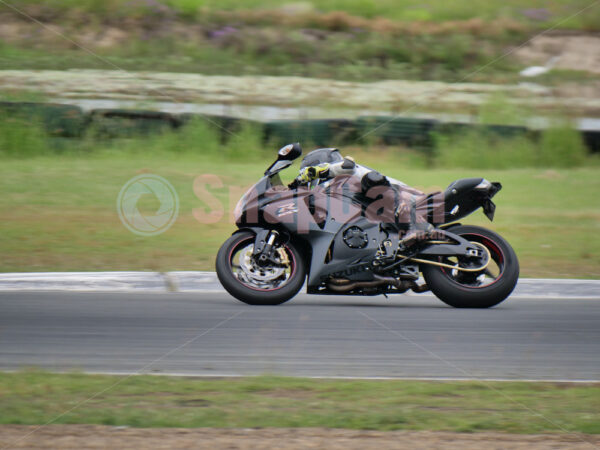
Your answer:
(289, 158), (357, 189)
(328, 157), (356, 177)
(288, 163), (330, 189)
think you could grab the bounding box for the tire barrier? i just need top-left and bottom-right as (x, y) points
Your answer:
(582, 130), (600, 153)
(89, 109), (183, 138)
(264, 119), (358, 147)
(356, 116), (438, 148)
(179, 113), (258, 143)
(0, 102), (597, 153)
(437, 122), (532, 139)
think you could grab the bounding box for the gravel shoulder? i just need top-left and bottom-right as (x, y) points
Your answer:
(2, 426), (599, 450)
(1, 69), (599, 115)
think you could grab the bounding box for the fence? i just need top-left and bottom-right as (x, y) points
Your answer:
(1, 101), (598, 153)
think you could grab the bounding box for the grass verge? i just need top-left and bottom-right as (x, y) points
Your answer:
(0, 371), (598, 433)
(0, 112), (598, 277)
(0, 142), (599, 277)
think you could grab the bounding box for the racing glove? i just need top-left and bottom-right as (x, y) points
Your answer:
(299, 164), (331, 183)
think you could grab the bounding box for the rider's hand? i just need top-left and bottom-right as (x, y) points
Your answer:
(289, 164), (332, 189)
(299, 164), (330, 183)
(298, 167), (315, 183)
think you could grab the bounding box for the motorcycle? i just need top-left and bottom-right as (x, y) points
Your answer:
(216, 143), (519, 308)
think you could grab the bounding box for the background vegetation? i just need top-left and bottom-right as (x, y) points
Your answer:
(5, 0), (600, 28)
(0, 114), (598, 277)
(1, 0), (598, 82)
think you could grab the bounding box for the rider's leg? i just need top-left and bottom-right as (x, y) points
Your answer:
(397, 193), (435, 250)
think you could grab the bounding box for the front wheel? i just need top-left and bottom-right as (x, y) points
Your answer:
(421, 225), (519, 308)
(216, 231), (306, 305)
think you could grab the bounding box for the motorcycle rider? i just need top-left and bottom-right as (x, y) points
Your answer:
(289, 148), (435, 250)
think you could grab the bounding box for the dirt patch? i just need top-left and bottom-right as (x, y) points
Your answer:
(514, 33), (600, 74)
(1, 425), (598, 449)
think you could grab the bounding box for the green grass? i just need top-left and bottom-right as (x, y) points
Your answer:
(0, 371), (598, 433)
(0, 128), (599, 278)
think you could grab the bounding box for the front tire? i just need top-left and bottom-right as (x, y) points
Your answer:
(421, 225), (519, 308)
(216, 231), (306, 305)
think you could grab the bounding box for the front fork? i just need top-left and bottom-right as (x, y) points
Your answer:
(252, 229), (281, 266)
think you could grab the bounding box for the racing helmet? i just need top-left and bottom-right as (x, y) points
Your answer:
(300, 148), (343, 169)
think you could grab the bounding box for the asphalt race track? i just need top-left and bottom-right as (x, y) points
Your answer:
(1, 291), (599, 381)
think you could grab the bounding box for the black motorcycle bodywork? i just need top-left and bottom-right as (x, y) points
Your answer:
(231, 146), (505, 297)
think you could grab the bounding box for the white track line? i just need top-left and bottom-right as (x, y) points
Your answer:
(1, 369), (596, 383)
(0, 272), (598, 298)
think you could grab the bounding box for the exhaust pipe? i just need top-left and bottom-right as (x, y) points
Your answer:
(327, 278), (389, 293)
(327, 275), (403, 293)
(409, 282), (429, 293)
(327, 275), (429, 294)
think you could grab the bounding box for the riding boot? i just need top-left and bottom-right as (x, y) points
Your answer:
(398, 223), (435, 251)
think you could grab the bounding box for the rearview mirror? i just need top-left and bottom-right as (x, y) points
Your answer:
(264, 143), (303, 176)
(277, 142), (302, 161)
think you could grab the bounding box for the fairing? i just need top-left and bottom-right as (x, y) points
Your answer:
(234, 156), (502, 292)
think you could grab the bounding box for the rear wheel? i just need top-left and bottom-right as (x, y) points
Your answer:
(216, 231), (306, 305)
(421, 225), (519, 308)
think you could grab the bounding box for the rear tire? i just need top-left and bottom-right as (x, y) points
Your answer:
(421, 225), (519, 308)
(216, 231), (306, 305)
